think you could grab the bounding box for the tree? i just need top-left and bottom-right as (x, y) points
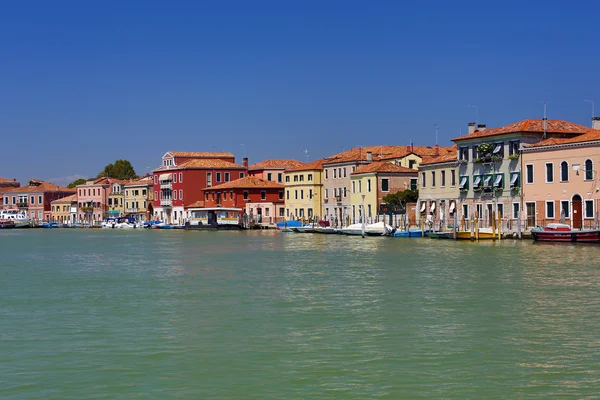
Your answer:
(97, 159), (138, 180)
(67, 178), (87, 188)
(382, 189), (419, 211)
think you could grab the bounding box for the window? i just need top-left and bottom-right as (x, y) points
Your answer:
(510, 172), (520, 188)
(344, 187), (347, 197)
(265, 208), (269, 217)
(343, 168), (347, 178)
(451, 170), (456, 186)
(333, 169), (337, 179)
(294, 175), (298, 182)
(243, 191), (249, 200)
(493, 143), (504, 158)
(472, 175), (481, 189)
(225, 172), (230, 182)
(267, 173), (272, 181)
(561, 200), (570, 218)
(546, 201), (555, 219)
(409, 159), (416, 169)
(459, 147), (469, 161)
(462, 204), (469, 218)
(216, 172), (221, 182)
(545, 163), (554, 183)
(277, 173), (282, 182)
(367, 179), (371, 192)
(31, 196), (35, 204)
(509, 140), (520, 156)
(261, 190), (266, 200)
(154, 175), (158, 184)
(154, 191), (158, 200)
(295, 190), (298, 200)
(526, 164), (534, 184)
(286, 190), (289, 200)
(173, 173), (177, 183)
(410, 178), (418, 191)
(299, 175), (304, 182)
(358, 181), (362, 193)
(458, 176), (468, 190)
(585, 200), (594, 218)
(338, 168), (342, 178)
(207, 172), (212, 187)
(240, 172), (244, 179)
(300, 190), (304, 200)
(324, 189), (328, 199)
(497, 203), (504, 218)
(173, 191), (177, 200)
(179, 190), (183, 200)
(179, 173), (182, 183)
(285, 175), (290, 182)
(368, 204), (372, 217)
(352, 181), (356, 193)
(585, 159), (593, 180)
(308, 174), (313, 181)
(381, 178), (389, 192)
(308, 208), (313, 218)
(325, 169), (328, 179)
(493, 174), (503, 188)
(421, 172), (426, 188)
(309, 189), (313, 199)
(279, 191), (284, 200)
(513, 202), (520, 219)
(441, 171), (446, 187)
(561, 161), (569, 182)
(279, 208), (285, 217)
(472, 146), (478, 160)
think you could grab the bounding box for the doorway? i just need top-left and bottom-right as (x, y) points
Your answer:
(572, 195), (582, 229)
(526, 202), (536, 228)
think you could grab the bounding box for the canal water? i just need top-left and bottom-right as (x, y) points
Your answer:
(1, 229), (599, 398)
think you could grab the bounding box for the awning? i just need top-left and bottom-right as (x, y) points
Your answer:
(430, 202), (436, 212)
(420, 203), (426, 212)
(473, 176), (481, 188)
(449, 201), (455, 213)
(510, 173), (519, 184)
(159, 173), (172, 181)
(493, 174), (502, 187)
(483, 176), (492, 186)
(108, 210), (120, 215)
(493, 144), (502, 154)
(459, 176), (467, 189)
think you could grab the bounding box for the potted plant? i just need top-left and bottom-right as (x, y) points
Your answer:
(508, 153), (519, 161)
(492, 155), (503, 162)
(457, 159), (468, 165)
(473, 157), (483, 163)
(476, 143), (494, 162)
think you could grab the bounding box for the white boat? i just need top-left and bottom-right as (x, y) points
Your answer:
(341, 223), (365, 236)
(0, 210), (31, 228)
(185, 207), (243, 230)
(365, 221), (393, 236)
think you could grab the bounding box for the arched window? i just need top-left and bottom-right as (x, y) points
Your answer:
(585, 159), (593, 180)
(561, 161), (569, 182)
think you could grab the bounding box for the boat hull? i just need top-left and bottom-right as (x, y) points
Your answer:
(531, 229), (600, 243)
(393, 229), (429, 238)
(455, 231), (497, 240)
(428, 232), (453, 239)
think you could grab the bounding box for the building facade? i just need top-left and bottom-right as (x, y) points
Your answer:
(76, 178), (112, 224)
(124, 176), (154, 222)
(0, 178), (20, 206)
(202, 176), (285, 224)
(107, 180), (126, 218)
(3, 179), (75, 222)
(51, 194), (78, 224)
(283, 159), (325, 222)
(248, 159), (305, 183)
(152, 152), (247, 224)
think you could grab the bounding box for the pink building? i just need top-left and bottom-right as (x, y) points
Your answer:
(76, 178), (113, 224)
(247, 159), (305, 183)
(522, 126), (600, 230)
(2, 179), (74, 222)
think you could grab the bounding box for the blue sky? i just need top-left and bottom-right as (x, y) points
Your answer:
(1, 0), (599, 185)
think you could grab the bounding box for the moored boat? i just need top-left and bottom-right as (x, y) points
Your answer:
(0, 210), (31, 228)
(428, 232), (453, 239)
(455, 227), (498, 240)
(531, 223), (600, 243)
(393, 229), (430, 238)
(185, 207), (244, 230)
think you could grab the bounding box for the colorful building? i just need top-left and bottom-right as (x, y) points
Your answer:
(451, 119), (589, 230)
(2, 179), (75, 222)
(0, 178), (20, 206)
(350, 162), (418, 225)
(76, 178), (112, 224)
(379, 144), (455, 170)
(248, 159), (305, 183)
(51, 194), (78, 224)
(107, 180), (127, 218)
(152, 151), (247, 224)
(521, 125), (600, 230)
(124, 176), (154, 222)
(283, 159), (325, 222)
(202, 176), (285, 224)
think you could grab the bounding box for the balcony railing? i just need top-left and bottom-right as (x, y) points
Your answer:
(126, 207), (139, 213)
(160, 181), (172, 189)
(17, 202), (28, 208)
(160, 199), (172, 206)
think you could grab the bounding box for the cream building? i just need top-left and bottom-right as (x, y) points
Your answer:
(124, 176), (154, 222)
(283, 159), (324, 222)
(50, 194), (78, 224)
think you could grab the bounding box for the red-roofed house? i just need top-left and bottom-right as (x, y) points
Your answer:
(0, 178), (20, 206)
(248, 159), (305, 183)
(349, 162), (417, 225)
(202, 176), (285, 224)
(521, 122), (600, 229)
(152, 151), (248, 224)
(451, 118), (591, 231)
(2, 180), (75, 222)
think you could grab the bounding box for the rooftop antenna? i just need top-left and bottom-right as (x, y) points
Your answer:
(240, 144), (246, 158)
(468, 105), (479, 125)
(583, 99), (595, 120)
(434, 124), (439, 146)
(541, 101), (548, 139)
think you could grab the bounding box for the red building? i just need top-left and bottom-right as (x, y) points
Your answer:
(203, 176), (285, 224)
(152, 151), (248, 224)
(2, 179), (75, 222)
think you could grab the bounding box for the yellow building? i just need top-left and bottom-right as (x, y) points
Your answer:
(124, 176), (154, 222)
(107, 180), (126, 218)
(350, 162), (417, 225)
(284, 159), (324, 221)
(50, 194), (78, 224)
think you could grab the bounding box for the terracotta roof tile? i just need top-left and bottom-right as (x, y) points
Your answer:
(154, 159), (245, 172)
(288, 158), (326, 172)
(169, 151), (234, 158)
(419, 146), (458, 165)
(248, 159), (305, 171)
(527, 128), (600, 148)
(6, 180), (75, 194)
(51, 194), (78, 204)
(204, 176), (284, 190)
(452, 119), (589, 141)
(0, 177), (18, 184)
(324, 145), (453, 164)
(185, 200), (206, 209)
(351, 162), (418, 175)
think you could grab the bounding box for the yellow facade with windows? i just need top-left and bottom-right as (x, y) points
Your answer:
(349, 173), (378, 223)
(124, 177), (154, 222)
(283, 160), (324, 221)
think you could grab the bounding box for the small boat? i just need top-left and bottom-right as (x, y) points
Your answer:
(313, 227), (340, 234)
(455, 227), (498, 240)
(291, 225), (316, 233)
(276, 220), (303, 232)
(427, 232), (453, 239)
(0, 210), (31, 228)
(38, 221), (60, 228)
(393, 229), (431, 238)
(531, 223), (600, 243)
(185, 207), (243, 230)
(341, 223), (365, 236)
(364, 221), (394, 236)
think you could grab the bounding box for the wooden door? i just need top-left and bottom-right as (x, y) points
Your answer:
(573, 195), (582, 229)
(526, 202), (536, 228)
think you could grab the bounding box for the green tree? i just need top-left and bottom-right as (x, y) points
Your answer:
(67, 178), (87, 188)
(382, 189), (419, 211)
(97, 159), (138, 180)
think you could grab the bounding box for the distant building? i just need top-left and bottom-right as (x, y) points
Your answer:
(0, 178), (20, 206)
(283, 159), (325, 221)
(248, 159), (305, 183)
(51, 194), (78, 224)
(124, 176), (154, 222)
(76, 178), (114, 224)
(3, 179), (75, 222)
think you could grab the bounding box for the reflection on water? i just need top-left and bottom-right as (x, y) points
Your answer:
(1, 230), (600, 398)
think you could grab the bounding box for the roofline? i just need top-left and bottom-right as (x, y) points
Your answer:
(418, 161), (458, 168)
(522, 140), (600, 153)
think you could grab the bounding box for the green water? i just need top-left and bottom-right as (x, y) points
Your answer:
(1, 229), (599, 399)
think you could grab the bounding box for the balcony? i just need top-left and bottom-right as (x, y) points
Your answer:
(160, 199), (172, 207)
(335, 196), (342, 203)
(126, 207), (139, 213)
(17, 202), (28, 208)
(160, 181), (172, 189)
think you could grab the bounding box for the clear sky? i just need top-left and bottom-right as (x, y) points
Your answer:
(1, 0), (599, 185)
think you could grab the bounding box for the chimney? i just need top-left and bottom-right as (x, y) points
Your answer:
(366, 151), (372, 162)
(542, 117), (548, 139)
(243, 157), (248, 168)
(411, 143), (414, 153)
(468, 122), (476, 135)
(477, 124), (486, 132)
(434, 144), (439, 156)
(406, 145), (411, 152)
(593, 116), (600, 130)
